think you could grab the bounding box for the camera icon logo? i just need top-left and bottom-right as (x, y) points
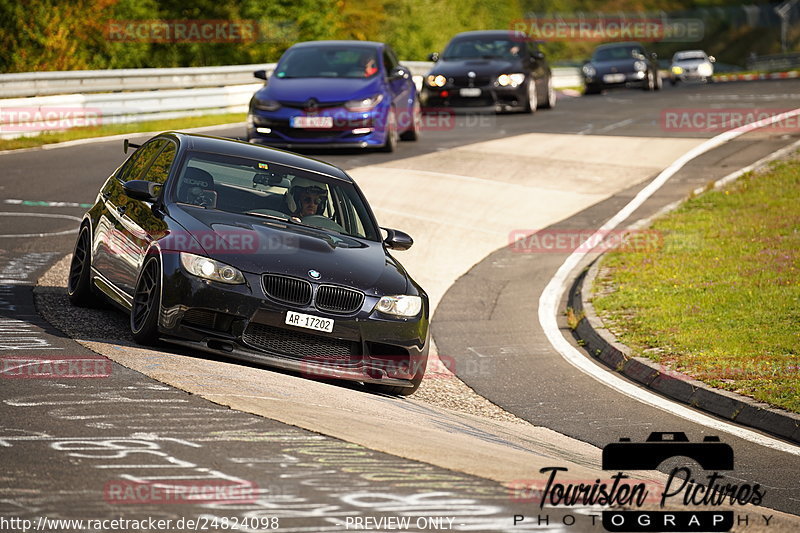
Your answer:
(602, 432), (734, 471)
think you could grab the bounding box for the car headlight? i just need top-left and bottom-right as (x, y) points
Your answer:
(180, 252), (245, 285)
(253, 98), (280, 112)
(375, 295), (422, 317)
(671, 65), (684, 75)
(426, 74), (447, 87)
(345, 94), (384, 112)
(582, 64), (596, 77)
(497, 73), (526, 87)
(634, 61), (647, 72)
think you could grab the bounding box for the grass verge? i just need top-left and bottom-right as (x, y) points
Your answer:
(0, 113), (246, 151)
(592, 156), (800, 413)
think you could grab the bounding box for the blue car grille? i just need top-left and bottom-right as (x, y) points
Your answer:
(278, 100), (346, 110)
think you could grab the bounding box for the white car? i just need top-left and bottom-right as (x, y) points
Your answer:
(670, 50), (715, 84)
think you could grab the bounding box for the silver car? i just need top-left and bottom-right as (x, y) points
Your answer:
(670, 50), (715, 84)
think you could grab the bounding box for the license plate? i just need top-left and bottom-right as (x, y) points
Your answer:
(459, 88), (482, 97)
(291, 116), (333, 128)
(603, 73), (626, 83)
(285, 311), (333, 333)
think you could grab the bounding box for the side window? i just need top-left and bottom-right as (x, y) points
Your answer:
(117, 139), (166, 183)
(143, 141), (177, 185)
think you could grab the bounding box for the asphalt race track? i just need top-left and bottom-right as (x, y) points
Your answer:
(2, 79), (799, 531)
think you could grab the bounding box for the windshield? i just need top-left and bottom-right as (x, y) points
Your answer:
(674, 52), (707, 61)
(442, 38), (522, 60)
(593, 45), (645, 62)
(173, 151), (379, 241)
(274, 46), (380, 79)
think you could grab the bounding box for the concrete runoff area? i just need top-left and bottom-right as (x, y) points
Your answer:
(36, 131), (704, 482)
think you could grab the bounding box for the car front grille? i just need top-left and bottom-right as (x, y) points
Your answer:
(262, 274), (312, 306)
(315, 285), (365, 314)
(451, 76), (492, 88)
(241, 323), (360, 363)
(278, 100), (346, 110)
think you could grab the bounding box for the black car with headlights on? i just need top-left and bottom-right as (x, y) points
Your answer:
(420, 30), (555, 113)
(67, 132), (429, 395)
(582, 41), (661, 94)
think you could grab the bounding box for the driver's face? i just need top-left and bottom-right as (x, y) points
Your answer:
(299, 193), (323, 216)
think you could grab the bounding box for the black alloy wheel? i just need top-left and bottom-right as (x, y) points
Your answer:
(131, 256), (162, 345)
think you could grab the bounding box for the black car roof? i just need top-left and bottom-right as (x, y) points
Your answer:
(289, 40), (384, 50)
(450, 30), (524, 40)
(163, 132), (352, 182)
(595, 41), (645, 49)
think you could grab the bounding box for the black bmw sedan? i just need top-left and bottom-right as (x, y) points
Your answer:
(68, 132), (429, 395)
(582, 41), (661, 94)
(420, 30), (556, 113)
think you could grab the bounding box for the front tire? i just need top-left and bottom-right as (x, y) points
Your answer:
(540, 75), (557, 109)
(399, 100), (421, 141)
(67, 225), (99, 307)
(524, 78), (537, 113)
(131, 256), (162, 345)
(380, 109), (398, 152)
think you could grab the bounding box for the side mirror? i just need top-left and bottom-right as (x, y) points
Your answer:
(123, 180), (160, 202)
(382, 228), (413, 251)
(123, 139), (141, 154)
(533, 50), (545, 60)
(709, 56), (716, 63)
(253, 69), (268, 81)
(650, 52), (658, 61)
(428, 52), (439, 62)
(389, 66), (410, 80)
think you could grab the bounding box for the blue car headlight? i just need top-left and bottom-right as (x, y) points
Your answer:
(253, 98), (281, 112)
(345, 94), (384, 112)
(180, 252), (245, 285)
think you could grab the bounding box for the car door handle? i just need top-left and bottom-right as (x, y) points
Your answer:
(101, 191), (111, 200)
(116, 205), (127, 215)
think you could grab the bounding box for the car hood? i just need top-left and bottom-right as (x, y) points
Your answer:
(257, 76), (384, 104)
(429, 58), (519, 77)
(590, 59), (639, 74)
(167, 207), (409, 296)
(674, 59), (708, 68)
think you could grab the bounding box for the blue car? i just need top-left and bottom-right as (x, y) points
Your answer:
(247, 41), (421, 152)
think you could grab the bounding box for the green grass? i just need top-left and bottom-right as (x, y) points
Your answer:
(0, 113), (246, 151)
(592, 157), (800, 413)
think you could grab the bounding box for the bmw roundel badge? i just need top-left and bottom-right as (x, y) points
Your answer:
(308, 269), (321, 279)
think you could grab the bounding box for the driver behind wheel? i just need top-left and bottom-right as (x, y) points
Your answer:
(178, 167), (217, 208)
(284, 176), (328, 218)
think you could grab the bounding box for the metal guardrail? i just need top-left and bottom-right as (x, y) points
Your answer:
(746, 52), (800, 72)
(0, 62), (580, 139)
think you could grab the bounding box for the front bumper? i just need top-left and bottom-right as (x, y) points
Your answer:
(420, 84), (527, 111)
(156, 255), (429, 388)
(584, 70), (648, 89)
(247, 106), (390, 148)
